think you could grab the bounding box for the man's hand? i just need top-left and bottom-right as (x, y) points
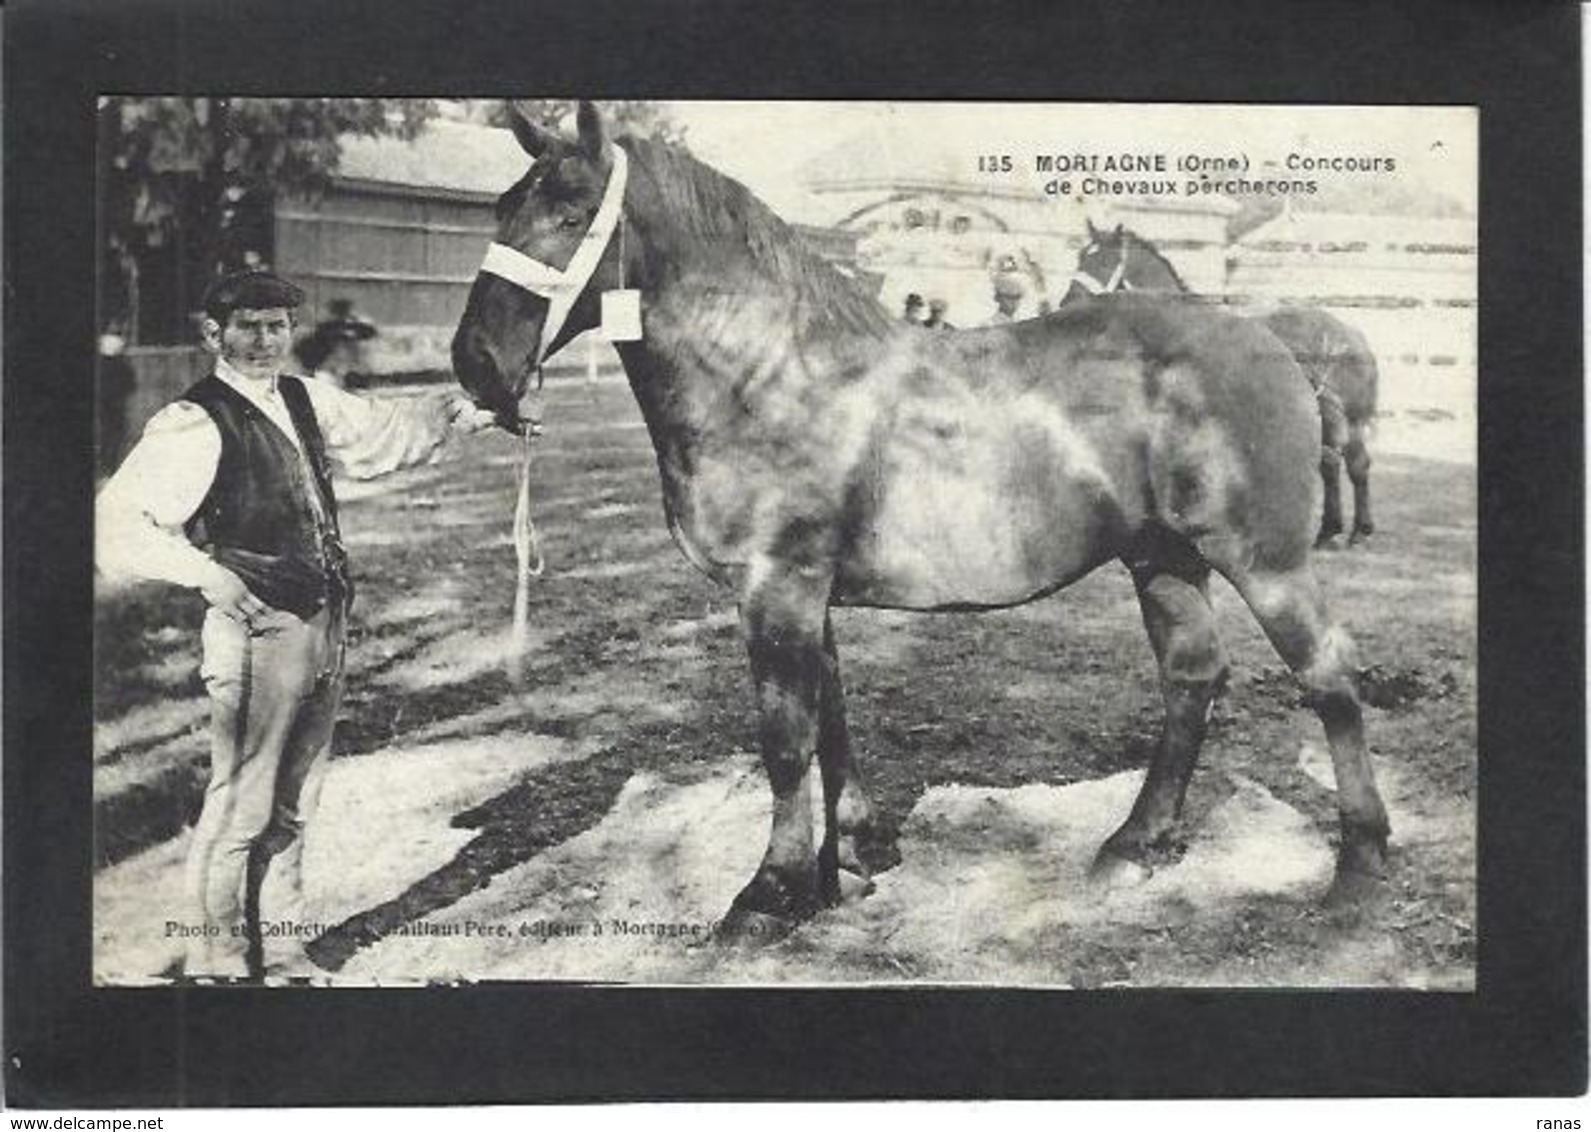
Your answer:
(200, 566), (271, 625)
(444, 396), (503, 436)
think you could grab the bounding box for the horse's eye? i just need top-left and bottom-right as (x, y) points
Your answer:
(559, 214), (585, 230)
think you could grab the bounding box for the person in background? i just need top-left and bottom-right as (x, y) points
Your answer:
(981, 274), (1026, 326)
(901, 292), (926, 326)
(296, 298), (378, 390)
(922, 298), (953, 331)
(96, 270), (493, 983)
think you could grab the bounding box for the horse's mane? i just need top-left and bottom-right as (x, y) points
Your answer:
(625, 137), (897, 339)
(1118, 227), (1192, 294)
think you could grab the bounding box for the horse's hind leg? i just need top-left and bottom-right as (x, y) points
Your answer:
(1345, 422), (1375, 544)
(1092, 540), (1230, 887)
(1220, 561), (1390, 899)
(815, 615), (878, 907)
(1316, 445), (1347, 548)
(1315, 390), (1351, 549)
(720, 559), (830, 939)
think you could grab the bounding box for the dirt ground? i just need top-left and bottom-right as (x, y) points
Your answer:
(93, 376), (1475, 988)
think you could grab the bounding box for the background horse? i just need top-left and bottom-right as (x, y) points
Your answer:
(451, 102), (1389, 938)
(1065, 223), (1380, 547)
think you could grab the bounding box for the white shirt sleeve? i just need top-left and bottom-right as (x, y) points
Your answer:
(95, 402), (230, 592)
(303, 381), (458, 481)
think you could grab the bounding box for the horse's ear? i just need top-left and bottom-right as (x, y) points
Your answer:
(507, 102), (558, 158)
(1085, 217), (1102, 240)
(1114, 222), (1124, 236)
(576, 100), (611, 163)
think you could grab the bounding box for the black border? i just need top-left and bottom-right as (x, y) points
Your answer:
(5, 0), (1584, 1106)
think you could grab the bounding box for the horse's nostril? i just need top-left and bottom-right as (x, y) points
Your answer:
(452, 329), (500, 390)
(452, 327), (484, 364)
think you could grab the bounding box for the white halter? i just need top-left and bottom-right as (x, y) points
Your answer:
(479, 146), (630, 684)
(478, 145), (629, 365)
(1069, 231), (1137, 296)
(1068, 252), (1132, 295)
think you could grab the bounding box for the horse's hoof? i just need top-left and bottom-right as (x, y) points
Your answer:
(1314, 533), (1346, 552)
(713, 908), (796, 947)
(1088, 851), (1153, 890)
(1349, 528), (1374, 547)
(835, 867), (875, 903)
(719, 870), (817, 943)
(840, 824), (899, 877)
(821, 839), (877, 907)
(1324, 866), (1388, 912)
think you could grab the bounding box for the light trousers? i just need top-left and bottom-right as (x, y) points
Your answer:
(183, 604), (343, 977)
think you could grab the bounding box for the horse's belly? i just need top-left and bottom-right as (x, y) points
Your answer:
(837, 399), (1131, 608)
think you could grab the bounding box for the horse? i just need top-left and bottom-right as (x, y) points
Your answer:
(451, 102), (1391, 939)
(1064, 222), (1380, 548)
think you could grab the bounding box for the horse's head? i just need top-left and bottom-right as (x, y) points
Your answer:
(1062, 221), (1185, 307)
(452, 100), (628, 430)
(1063, 221), (1132, 305)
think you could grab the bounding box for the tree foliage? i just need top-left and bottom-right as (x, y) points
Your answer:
(98, 98), (684, 342)
(479, 99), (690, 147)
(100, 97), (438, 341)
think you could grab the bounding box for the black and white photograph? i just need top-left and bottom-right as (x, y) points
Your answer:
(91, 98), (1478, 989)
(6, 0), (1582, 1110)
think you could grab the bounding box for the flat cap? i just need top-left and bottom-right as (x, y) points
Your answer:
(202, 269), (305, 322)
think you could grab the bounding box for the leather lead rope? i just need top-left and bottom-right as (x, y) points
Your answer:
(509, 374), (545, 684)
(504, 170), (628, 681)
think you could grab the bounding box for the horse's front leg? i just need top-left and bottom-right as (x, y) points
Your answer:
(720, 558), (831, 940)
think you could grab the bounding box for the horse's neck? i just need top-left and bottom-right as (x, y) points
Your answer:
(613, 281), (806, 479)
(606, 152), (892, 524)
(614, 215), (883, 450)
(612, 254), (889, 543)
(1128, 252), (1187, 294)
(612, 339), (697, 519)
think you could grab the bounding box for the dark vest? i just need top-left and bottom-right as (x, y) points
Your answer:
(181, 374), (351, 618)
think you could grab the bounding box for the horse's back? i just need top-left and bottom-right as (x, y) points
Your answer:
(834, 317), (1142, 608)
(1090, 298), (1322, 568)
(1261, 307), (1379, 425)
(835, 298), (1323, 605)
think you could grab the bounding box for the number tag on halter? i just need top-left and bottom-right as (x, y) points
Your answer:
(600, 289), (643, 342)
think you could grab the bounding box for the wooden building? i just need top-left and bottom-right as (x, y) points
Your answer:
(277, 120), (867, 375)
(108, 121), (866, 452)
(273, 120), (528, 375)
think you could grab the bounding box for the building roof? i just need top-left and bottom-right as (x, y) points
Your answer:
(799, 122), (979, 196)
(335, 119), (528, 197)
(1236, 207), (1476, 251)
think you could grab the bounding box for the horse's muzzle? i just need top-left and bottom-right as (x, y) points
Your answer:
(452, 327), (523, 430)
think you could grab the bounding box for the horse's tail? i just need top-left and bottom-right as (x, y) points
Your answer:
(1135, 315), (1320, 573)
(1333, 321), (1380, 430)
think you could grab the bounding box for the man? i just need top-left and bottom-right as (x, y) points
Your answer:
(900, 292), (926, 325)
(922, 298), (953, 331)
(96, 270), (492, 981)
(981, 274), (1025, 326)
(296, 297), (378, 390)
